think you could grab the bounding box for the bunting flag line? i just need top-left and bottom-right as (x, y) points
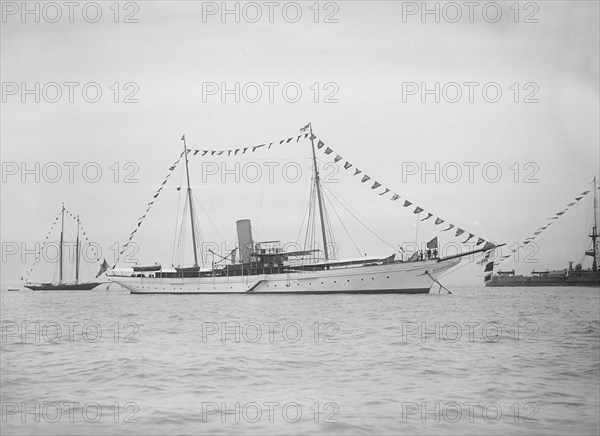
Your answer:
(188, 132), (310, 158)
(78, 223), (104, 264)
(25, 209), (63, 275)
(495, 186), (594, 267)
(309, 130), (491, 248)
(113, 152), (184, 269)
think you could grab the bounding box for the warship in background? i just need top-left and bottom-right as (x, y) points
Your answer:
(486, 178), (599, 287)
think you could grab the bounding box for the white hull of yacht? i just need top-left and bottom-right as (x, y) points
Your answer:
(108, 258), (460, 294)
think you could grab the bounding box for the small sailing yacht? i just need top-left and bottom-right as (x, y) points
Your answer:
(24, 204), (108, 291)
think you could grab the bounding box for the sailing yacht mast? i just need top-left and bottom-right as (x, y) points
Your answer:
(181, 135), (200, 267)
(309, 123), (329, 261)
(59, 203), (65, 284)
(75, 215), (80, 284)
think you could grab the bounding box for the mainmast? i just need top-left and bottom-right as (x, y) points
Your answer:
(59, 203), (64, 284)
(75, 215), (80, 284)
(309, 123), (329, 261)
(591, 177), (598, 271)
(181, 135), (199, 267)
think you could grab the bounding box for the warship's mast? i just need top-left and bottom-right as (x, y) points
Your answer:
(59, 203), (65, 284)
(591, 177), (598, 271)
(182, 135), (199, 267)
(75, 215), (80, 284)
(309, 123), (329, 261)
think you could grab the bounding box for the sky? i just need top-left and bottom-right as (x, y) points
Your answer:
(1, 1), (599, 286)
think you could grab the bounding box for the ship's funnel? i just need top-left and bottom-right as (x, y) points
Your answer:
(236, 219), (253, 263)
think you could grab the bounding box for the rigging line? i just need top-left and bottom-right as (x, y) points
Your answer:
(188, 196), (204, 267)
(297, 192), (312, 246)
(192, 203), (205, 267)
(320, 189), (337, 258)
(192, 191), (226, 243)
(303, 178), (316, 251)
(175, 193), (190, 266)
(309, 181), (318, 255)
(322, 186), (362, 257)
(190, 169), (228, 239)
(321, 182), (397, 252)
(177, 219), (188, 267)
(296, 182), (314, 247)
(415, 212), (420, 244)
(171, 164), (186, 265)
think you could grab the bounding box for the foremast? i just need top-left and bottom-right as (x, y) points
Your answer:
(308, 123), (329, 261)
(181, 135), (200, 267)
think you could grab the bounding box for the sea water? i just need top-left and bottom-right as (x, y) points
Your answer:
(1, 285), (598, 435)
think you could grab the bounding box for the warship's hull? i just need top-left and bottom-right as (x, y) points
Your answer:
(109, 258), (460, 294)
(486, 270), (600, 287)
(24, 282), (102, 291)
